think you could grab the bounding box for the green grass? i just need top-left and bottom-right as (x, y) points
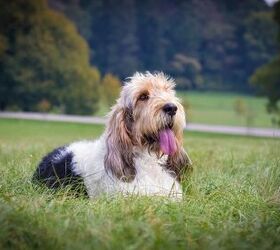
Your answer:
(0, 119), (280, 250)
(178, 91), (275, 128)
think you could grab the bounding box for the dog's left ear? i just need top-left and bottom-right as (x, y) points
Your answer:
(166, 140), (192, 181)
(104, 104), (136, 182)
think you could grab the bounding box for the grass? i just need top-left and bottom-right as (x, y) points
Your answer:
(0, 118), (280, 250)
(178, 91), (275, 128)
(96, 91), (275, 128)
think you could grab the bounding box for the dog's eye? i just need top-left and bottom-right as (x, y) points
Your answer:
(139, 93), (149, 101)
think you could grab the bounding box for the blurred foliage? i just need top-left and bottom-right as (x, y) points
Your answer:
(36, 99), (52, 113)
(250, 56), (280, 124)
(50, 0), (277, 93)
(233, 98), (256, 127)
(234, 98), (247, 117)
(0, 0), (100, 115)
(101, 74), (121, 107)
(250, 2), (280, 125)
(0, 0), (278, 116)
(170, 54), (203, 89)
(0, 35), (7, 55)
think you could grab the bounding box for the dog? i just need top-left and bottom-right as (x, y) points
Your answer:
(33, 72), (192, 199)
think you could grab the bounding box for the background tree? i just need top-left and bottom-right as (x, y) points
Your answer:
(234, 98), (256, 127)
(49, 0), (277, 93)
(0, 35), (9, 110)
(101, 74), (121, 107)
(170, 54), (203, 90)
(0, 0), (100, 114)
(250, 1), (280, 125)
(0, 0), (277, 115)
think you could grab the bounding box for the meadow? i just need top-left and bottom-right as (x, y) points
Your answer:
(97, 91), (275, 128)
(178, 91), (275, 128)
(0, 118), (279, 250)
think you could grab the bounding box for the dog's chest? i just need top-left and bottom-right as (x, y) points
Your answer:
(120, 152), (182, 196)
(136, 153), (169, 182)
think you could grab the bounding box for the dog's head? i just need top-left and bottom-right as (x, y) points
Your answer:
(104, 72), (191, 181)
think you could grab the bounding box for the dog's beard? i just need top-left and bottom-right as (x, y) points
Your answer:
(141, 133), (159, 155)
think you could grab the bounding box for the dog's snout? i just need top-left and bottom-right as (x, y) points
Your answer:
(163, 103), (177, 116)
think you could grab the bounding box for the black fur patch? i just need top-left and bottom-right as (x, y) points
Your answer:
(33, 146), (87, 196)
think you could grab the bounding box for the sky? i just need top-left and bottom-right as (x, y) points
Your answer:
(264, 0), (279, 6)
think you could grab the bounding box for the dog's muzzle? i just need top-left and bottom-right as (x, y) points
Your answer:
(162, 103), (177, 117)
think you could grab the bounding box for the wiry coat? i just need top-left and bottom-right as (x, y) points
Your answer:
(34, 72), (192, 199)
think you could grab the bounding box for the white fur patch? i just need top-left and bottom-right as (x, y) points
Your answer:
(67, 138), (182, 199)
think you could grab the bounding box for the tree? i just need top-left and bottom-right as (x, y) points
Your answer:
(243, 11), (278, 84)
(250, 2), (280, 125)
(101, 74), (121, 107)
(49, 0), (277, 93)
(170, 54), (203, 89)
(0, 35), (9, 110)
(250, 56), (280, 123)
(0, 35), (6, 55)
(234, 98), (256, 127)
(0, 0), (100, 114)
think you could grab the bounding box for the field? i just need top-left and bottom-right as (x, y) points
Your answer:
(0, 119), (280, 250)
(97, 91), (275, 128)
(178, 91), (275, 128)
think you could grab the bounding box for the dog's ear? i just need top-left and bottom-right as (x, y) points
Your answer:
(166, 139), (192, 181)
(104, 104), (136, 182)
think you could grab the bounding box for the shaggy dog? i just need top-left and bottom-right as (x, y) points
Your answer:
(33, 72), (192, 199)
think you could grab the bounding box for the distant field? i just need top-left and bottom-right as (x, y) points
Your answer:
(97, 91), (274, 128)
(178, 91), (274, 128)
(0, 119), (279, 249)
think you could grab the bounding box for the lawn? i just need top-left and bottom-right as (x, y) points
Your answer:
(178, 91), (275, 128)
(0, 119), (279, 250)
(97, 91), (275, 128)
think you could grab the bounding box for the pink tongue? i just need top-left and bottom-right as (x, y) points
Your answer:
(159, 129), (177, 155)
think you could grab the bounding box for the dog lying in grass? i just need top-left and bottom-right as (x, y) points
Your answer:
(33, 72), (192, 199)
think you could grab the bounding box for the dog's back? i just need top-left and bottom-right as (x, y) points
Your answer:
(33, 146), (87, 194)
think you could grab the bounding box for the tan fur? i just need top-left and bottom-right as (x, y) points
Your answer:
(104, 105), (136, 182)
(104, 72), (192, 182)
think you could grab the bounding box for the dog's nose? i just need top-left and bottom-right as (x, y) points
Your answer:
(163, 103), (177, 116)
